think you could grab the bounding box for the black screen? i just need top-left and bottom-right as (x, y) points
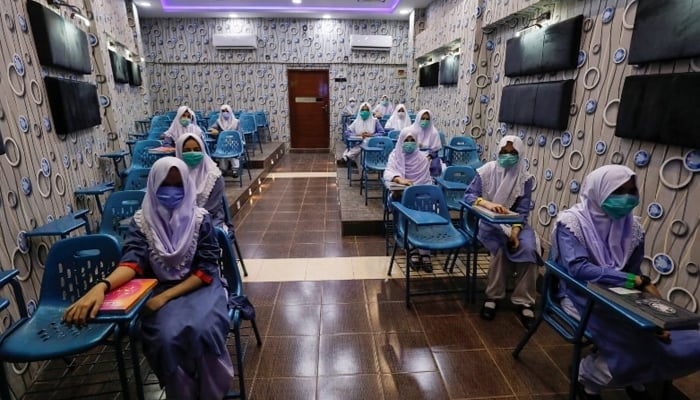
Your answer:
(0, 130), (5, 156)
(499, 80), (574, 130)
(615, 72), (700, 148)
(110, 50), (129, 84)
(438, 54), (460, 85)
(504, 15), (583, 77)
(127, 60), (142, 86)
(44, 76), (102, 135)
(628, 0), (700, 64)
(419, 62), (439, 87)
(27, 0), (92, 74)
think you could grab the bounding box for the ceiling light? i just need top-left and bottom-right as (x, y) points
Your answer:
(322, 14), (331, 19)
(229, 13), (238, 18)
(135, 1), (151, 6)
(399, 9), (412, 15)
(292, 0), (302, 4)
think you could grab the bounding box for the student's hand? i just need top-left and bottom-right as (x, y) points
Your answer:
(361, 132), (372, 138)
(643, 282), (663, 298)
(374, 112), (382, 118)
(656, 329), (672, 344)
(208, 128), (219, 134)
(480, 200), (509, 214)
(142, 295), (169, 316)
(394, 177), (412, 186)
(62, 286), (106, 328)
(509, 229), (520, 251)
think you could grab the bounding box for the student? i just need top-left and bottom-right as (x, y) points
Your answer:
(343, 97), (358, 116)
(404, 109), (442, 176)
(551, 165), (700, 399)
(162, 105), (203, 147)
(342, 102), (385, 165)
(62, 157), (234, 400)
(462, 135), (540, 328)
(384, 103), (412, 131)
(372, 94), (393, 118)
(383, 130), (434, 271)
(208, 104), (241, 176)
(175, 133), (231, 231)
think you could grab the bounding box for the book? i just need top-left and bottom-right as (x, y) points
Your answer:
(99, 278), (158, 314)
(472, 204), (520, 219)
(588, 283), (700, 330)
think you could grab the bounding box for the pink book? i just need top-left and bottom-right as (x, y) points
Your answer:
(99, 279), (158, 314)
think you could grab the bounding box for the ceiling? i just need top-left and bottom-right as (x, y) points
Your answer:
(133, 0), (434, 20)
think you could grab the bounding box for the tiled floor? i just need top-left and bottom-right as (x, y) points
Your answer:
(19, 152), (700, 399)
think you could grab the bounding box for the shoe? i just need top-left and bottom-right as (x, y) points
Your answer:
(232, 171), (239, 178)
(421, 255), (432, 273)
(409, 252), (421, 271)
(624, 386), (652, 400)
(517, 304), (536, 329)
(337, 157), (347, 167)
(480, 300), (497, 320)
(575, 381), (603, 400)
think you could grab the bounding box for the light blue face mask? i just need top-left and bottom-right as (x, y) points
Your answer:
(601, 194), (640, 219)
(359, 110), (371, 120)
(382, 100), (389, 106)
(402, 141), (417, 153)
(179, 118), (191, 127)
(497, 154), (519, 168)
(420, 120), (430, 129)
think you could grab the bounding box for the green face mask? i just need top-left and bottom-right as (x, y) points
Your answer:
(402, 141), (417, 153)
(420, 120), (430, 129)
(359, 110), (371, 120)
(179, 118), (191, 127)
(497, 154), (519, 168)
(182, 151), (204, 167)
(601, 194), (639, 219)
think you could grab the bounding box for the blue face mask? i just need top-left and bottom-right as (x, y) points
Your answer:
(601, 194), (639, 219)
(382, 100), (389, 106)
(156, 186), (185, 209)
(179, 118), (191, 127)
(181, 151), (204, 167)
(497, 154), (519, 168)
(221, 111), (231, 120)
(420, 120), (430, 129)
(359, 110), (371, 120)
(402, 141), (417, 153)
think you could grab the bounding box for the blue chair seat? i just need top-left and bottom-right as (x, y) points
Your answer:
(404, 224), (467, 251)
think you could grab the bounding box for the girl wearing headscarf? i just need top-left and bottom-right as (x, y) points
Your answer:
(208, 104), (241, 176)
(402, 109), (443, 176)
(63, 157), (233, 399)
(372, 94), (393, 118)
(342, 101), (385, 165)
(162, 105), (203, 147)
(384, 103), (412, 131)
(551, 165), (700, 399)
(343, 97), (358, 116)
(463, 135), (540, 327)
(175, 133), (231, 232)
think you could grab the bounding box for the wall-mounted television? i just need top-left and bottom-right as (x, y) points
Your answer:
(499, 80), (575, 130)
(109, 50), (129, 84)
(44, 77), (102, 135)
(615, 72), (700, 148)
(0, 130), (5, 155)
(127, 60), (142, 86)
(504, 15), (583, 77)
(27, 0), (91, 74)
(419, 62), (439, 87)
(438, 54), (460, 85)
(628, 0), (700, 64)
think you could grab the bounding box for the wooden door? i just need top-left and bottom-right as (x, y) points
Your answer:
(288, 70), (330, 149)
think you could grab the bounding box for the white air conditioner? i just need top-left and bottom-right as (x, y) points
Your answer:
(212, 34), (257, 50)
(350, 34), (392, 51)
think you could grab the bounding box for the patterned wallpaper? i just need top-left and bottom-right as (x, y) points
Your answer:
(417, 0), (700, 308)
(0, 0), (148, 396)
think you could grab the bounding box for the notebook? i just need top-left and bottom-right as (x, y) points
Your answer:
(99, 278), (158, 314)
(472, 204), (520, 219)
(589, 283), (700, 330)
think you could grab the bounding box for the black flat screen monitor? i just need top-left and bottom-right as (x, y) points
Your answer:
(127, 60), (142, 86)
(110, 50), (129, 84)
(419, 62), (439, 87)
(438, 54), (460, 85)
(499, 80), (575, 130)
(27, 0), (91, 74)
(628, 0), (700, 64)
(504, 15), (583, 77)
(615, 72), (700, 148)
(44, 77), (102, 135)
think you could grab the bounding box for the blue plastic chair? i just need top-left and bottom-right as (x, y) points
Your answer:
(387, 185), (470, 306)
(122, 167), (151, 191)
(0, 235), (132, 400)
(120, 139), (163, 178)
(434, 166), (477, 211)
(437, 131), (447, 160)
(445, 136), (482, 169)
(379, 115), (390, 128)
(238, 113), (263, 154)
(387, 129), (400, 143)
(215, 228), (262, 400)
(253, 111), (270, 143)
(360, 137), (394, 206)
(207, 112), (220, 128)
(222, 195), (247, 277)
(211, 131), (251, 188)
(99, 190), (145, 244)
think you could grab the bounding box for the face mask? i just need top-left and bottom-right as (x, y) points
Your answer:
(179, 118), (191, 127)
(359, 110), (371, 120)
(420, 120), (430, 129)
(221, 111), (231, 120)
(382, 100), (389, 106)
(397, 111), (406, 118)
(402, 141), (417, 153)
(182, 151), (204, 167)
(601, 194), (639, 219)
(497, 154), (519, 168)
(349, 102), (356, 107)
(156, 186), (185, 210)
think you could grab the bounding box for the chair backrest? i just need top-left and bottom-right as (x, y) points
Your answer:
(238, 114), (257, 134)
(449, 136), (475, 148)
(438, 131), (447, 148)
(387, 130), (400, 141)
(212, 130), (245, 158)
(150, 115), (170, 132)
(253, 111), (268, 127)
(401, 185), (451, 220)
(364, 136), (395, 165)
(40, 235), (121, 308)
(123, 168), (151, 190)
(99, 190), (146, 243)
(442, 165), (476, 186)
(379, 115), (390, 127)
(165, 111), (178, 120)
(215, 228), (242, 298)
(130, 140), (163, 169)
(208, 112), (219, 128)
(447, 136), (481, 168)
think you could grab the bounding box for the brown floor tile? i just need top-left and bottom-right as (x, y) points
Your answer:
(367, 301), (422, 333)
(289, 243), (326, 258)
(318, 334), (378, 375)
(375, 332), (437, 373)
(278, 281), (322, 305)
(467, 312), (532, 349)
(321, 303), (371, 334)
(262, 231), (295, 243)
(364, 279), (407, 303)
(323, 242), (357, 257)
(321, 280), (366, 304)
(316, 375), (384, 400)
(411, 298), (466, 316)
(236, 230), (265, 245)
(268, 304), (321, 336)
(248, 377), (316, 400)
(381, 372), (450, 400)
(355, 240), (388, 256)
(492, 348), (569, 396)
(253, 243), (291, 258)
(256, 336), (319, 378)
(421, 315), (485, 351)
(434, 350), (514, 398)
(291, 230), (324, 244)
(245, 282), (280, 306)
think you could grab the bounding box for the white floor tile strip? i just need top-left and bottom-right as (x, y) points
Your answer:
(242, 256), (392, 282)
(267, 172), (337, 178)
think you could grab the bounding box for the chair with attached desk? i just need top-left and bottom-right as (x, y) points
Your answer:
(445, 136), (482, 169)
(253, 111), (270, 143)
(122, 167), (151, 191)
(434, 165), (476, 212)
(99, 190), (146, 244)
(24, 209), (92, 240)
(0, 235), (136, 400)
(238, 113), (263, 155)
(211, 130), (251, 188)
(120, 140), (163, 179)
(360, 136), (394, 206)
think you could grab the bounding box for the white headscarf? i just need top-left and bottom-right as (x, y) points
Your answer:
(372, 94), (393, 116)
(347, 102), (378, 135)
(163, 105), (202, 143)
(344, 97), (358, 115)
(383, 130), (432, 185)
(384, 103), (411, 131)
(405, 109), (441, 152)
(477, 135), (530, 209)
(175, 133), (222, 207)
(215, 104), (239, 131)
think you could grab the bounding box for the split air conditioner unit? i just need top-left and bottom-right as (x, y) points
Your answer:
(212, 33), (257, 50)
(350, 34), (392, 51)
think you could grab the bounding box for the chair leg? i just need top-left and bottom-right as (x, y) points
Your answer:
(113, 328), (132, 400)
(512, 314), (544, 359)
(128, 323), (146, 400)
(0, 362), (14, 400)
(250, 319), (263, 346)
(233, 325), (246, 400)
(232, 237), (248, 277)
(388, 240), (398, 276)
